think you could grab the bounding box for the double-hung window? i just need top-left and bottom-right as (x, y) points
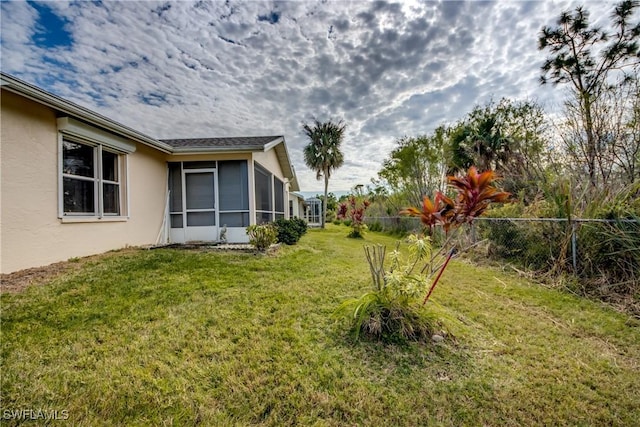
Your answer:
(62, 140), (121, 215)
(58, 117), (134, 219)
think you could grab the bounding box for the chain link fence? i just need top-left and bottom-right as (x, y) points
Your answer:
(365, 216), (639, 290)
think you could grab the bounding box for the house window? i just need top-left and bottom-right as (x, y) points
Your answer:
(61, 139), (123, 216)
(58, 117), (133, 220)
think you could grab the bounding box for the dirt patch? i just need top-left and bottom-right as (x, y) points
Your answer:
(0, 260), (86, 294)
(0, 250), (131, 294)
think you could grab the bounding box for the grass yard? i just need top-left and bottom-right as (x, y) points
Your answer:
(1, 225), (639, 426)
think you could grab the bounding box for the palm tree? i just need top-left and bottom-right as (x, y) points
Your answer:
(302, 118), (346, 228)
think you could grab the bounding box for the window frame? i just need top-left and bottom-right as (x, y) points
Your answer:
(58, 134), (129, 221)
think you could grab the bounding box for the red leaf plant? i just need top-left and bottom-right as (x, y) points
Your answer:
(401, 166), (510, 304)
(337, 195), (371, 238)
(401, 166), (510, 234)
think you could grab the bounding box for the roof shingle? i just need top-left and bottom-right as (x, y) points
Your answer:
(160, 136), (282, 150)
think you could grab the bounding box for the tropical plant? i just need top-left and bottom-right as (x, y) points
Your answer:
(402, 167), (511, 235)
(337, 167), (509, 342)
(246, 224), (277, 251)
(335, 239), (440, 342)
(302, 119), (347, 228)
(337, 195), (371, 238)
(446, 99), (549, 201)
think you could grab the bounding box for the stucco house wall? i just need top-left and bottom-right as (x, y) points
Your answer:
(253, 149), (285, 180)
(1, 91), (167, 273)
(1, 73), (300, 274)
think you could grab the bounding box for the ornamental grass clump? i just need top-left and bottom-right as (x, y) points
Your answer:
(246, 223), (278, 251)
(337, 167), (510, 342)
(336, 238), (441, 342)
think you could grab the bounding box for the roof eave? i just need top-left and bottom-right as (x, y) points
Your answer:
(0, 72), (173, 154)
(262, 136), (285, 151)
(170, 146), (263, 154)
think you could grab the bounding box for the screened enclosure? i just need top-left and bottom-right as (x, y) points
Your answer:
(167, 160), (287, 242)
(305, 197), (323, 225)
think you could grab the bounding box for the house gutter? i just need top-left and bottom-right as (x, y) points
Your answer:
(170, 146), (265, 154)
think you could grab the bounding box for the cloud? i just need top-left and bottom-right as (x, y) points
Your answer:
(0, 0), (619, 192)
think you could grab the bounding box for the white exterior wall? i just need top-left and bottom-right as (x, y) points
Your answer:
(288, 194), (304, 219)
(252, 149), (285, 180)
(1, 91), (167, 273)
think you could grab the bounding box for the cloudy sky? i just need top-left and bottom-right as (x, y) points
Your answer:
(1, 0), (616, 193)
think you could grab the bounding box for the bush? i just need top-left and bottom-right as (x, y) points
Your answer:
(577, 216), (640, 298)
(337, 195), (371, 238)
(274, 218), (308, 245)
(290, 217), (308, 237)
(246, 224), (277, 251)
(480, 202), (569, 271)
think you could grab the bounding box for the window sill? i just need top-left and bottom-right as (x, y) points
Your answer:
(60, 216), (129, 223)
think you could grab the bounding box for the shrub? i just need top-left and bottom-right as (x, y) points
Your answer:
(274, 218), (308, 245)
(246, 224), (277, 251)
(336, 290), (438, 342)
(480, 203), (568, 270)
(290, 217), (308, 237)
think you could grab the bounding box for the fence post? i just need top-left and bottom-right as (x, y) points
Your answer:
(571, 222), (577, 271)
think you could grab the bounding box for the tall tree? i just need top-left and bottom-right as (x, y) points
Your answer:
(558, 77), (640, 186)
(378, 128), (447, 207)
(302, 118), (346, 228)
(539, 0), (640, 187)
(447, 99), (549, 201)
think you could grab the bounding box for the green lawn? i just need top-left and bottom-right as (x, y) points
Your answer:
(1, 225), (639, 426)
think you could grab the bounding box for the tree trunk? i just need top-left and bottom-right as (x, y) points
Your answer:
(582, 92), (598, 187)
(322, 170), (329, 229)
